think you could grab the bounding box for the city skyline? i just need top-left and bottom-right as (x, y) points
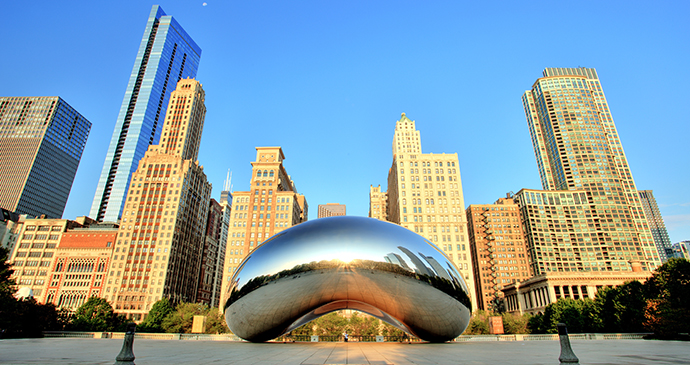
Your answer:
(1, 1), (688, 242)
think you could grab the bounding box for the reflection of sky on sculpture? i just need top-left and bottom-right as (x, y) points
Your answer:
(230, 216), (466, 292)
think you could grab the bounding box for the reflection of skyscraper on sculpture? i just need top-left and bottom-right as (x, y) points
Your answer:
(397, 246), (433, 276)
(420, 253), (453, 282)
(384, 252), (411, 271)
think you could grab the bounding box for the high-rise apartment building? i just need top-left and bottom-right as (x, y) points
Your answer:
(522, 67), (660, 272)
(0, 96), (91, 218)
(638, 190), (673, 262)
(376, 113), (477, 308)
(317, 203), (346, 218)
(220, 147), (308, 309)
(467, 196), (531, 311)
(105, 79), (211, 320)
(91, 5), (201, 222)
(368, 185), (388, 221)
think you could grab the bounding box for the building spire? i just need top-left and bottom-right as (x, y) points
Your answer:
(223, 170), (232, 192)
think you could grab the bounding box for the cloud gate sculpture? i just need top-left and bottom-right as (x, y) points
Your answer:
(223, 216), (471, 342)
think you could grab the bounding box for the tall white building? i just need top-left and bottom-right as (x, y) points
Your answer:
(373, 113), (477, 308)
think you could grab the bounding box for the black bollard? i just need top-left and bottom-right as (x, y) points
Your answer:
(557, 323), (579, 364)
(115, 323), (137, 365)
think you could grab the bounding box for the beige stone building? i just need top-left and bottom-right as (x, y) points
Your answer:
(317, 203), (346, 218)
(467, 196), (532, 311)
(373, 113), (477, 308)
(9, 216), (117, 309)
(368, 185), (388, 221)
(10, 218), (81, 301)
(219, 147), (308, 309)
(502, 270), (651, 315)
(104, 78), (212, 320)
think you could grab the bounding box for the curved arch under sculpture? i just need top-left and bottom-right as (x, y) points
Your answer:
(224, 216), (472, 342)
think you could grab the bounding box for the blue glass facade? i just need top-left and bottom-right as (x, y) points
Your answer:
(90, 5), (201, 222)
(0, 97), (91, 218)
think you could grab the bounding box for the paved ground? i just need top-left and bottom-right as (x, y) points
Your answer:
(0, 338), (688, 364)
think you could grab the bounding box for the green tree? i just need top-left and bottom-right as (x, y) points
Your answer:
(204, 308), (230, 334)
(0, 246), (17, 335)
(595, 281), (646, 333)
(312, 312), (348, 336)
(527, 312), (544, 334)
(0, 246), (15, 297)
(0, 247), (65, 338)
(161, 302), (208, 333)
(643, 258), (690, 337)
(138, 298), (174, 333)
(501, 312), (530, 334)
(463, 310), (490, 335)
(540, 298), (600, 334)
(347, 312), (379, 336)
(71, 297), (122, 331)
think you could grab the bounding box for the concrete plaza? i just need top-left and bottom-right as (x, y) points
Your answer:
(1, 338), (688, 364)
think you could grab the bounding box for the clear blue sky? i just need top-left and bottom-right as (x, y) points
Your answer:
(1, 1), (688, 242)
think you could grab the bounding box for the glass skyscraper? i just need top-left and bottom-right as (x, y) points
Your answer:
(90, 5), (201, 222)
(0, 97), (91, 218)
(520, 67), (660, 273)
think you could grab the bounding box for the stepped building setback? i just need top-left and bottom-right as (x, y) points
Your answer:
(370, 113), (477, 308)
(317, 203), (346, 218)
(91, 5), (201, 223)
(104, 78), (212, 320)
(0, 96), (90, 218)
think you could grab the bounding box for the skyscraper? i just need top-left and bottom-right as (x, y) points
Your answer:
(105, 78), (211, 320)
(0, 96), (91, 218)
(220, 147), (308, 308)
(91, 5), (201, 222)
(317, 203), (346, 218)
(521, 67), (660, 272)
(638, 190), (673, 262)
(374, 113), (477, 308)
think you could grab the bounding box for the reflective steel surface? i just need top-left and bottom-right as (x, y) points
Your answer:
(223, 216), (471, 342)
